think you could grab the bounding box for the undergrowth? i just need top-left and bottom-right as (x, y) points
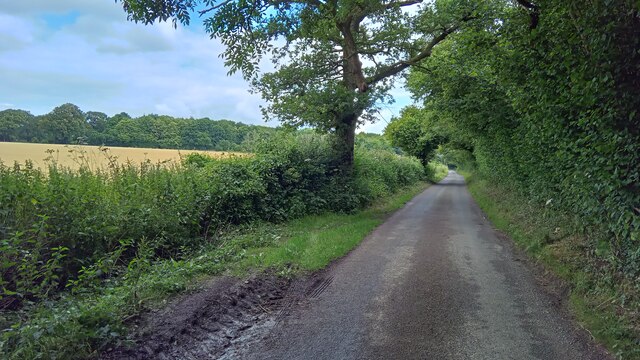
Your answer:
(0, 133), (423, 308)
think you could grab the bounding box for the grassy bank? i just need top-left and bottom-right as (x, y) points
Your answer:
(462, 171), (639, 359)
(1, 169), (445, 359)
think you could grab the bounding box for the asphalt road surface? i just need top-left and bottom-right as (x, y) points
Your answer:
(235, 172), (608, 360)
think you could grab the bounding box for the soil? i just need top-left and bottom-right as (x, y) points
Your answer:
(101, 273), (293, 359)
(100, 268), (343, 360)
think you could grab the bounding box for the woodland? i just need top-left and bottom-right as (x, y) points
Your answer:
(0, 104), (276, 151)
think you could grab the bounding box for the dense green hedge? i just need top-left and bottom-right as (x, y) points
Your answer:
(0, 133), (423, 308)
(407, 0), (639, 275)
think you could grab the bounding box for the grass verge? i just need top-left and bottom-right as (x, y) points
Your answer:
(1, 179), (437, 360)
(462, 171), (639, 359)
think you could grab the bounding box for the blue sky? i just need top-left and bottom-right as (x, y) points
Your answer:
(0, 1), (410, 133)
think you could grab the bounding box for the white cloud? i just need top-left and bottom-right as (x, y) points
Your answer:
(0, 0), (408, 133)
(0, 13), (39, 50)
(0, 1), (271, 126)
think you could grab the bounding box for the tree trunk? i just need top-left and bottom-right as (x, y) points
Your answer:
(333, 112), (359, 172)
(334, 21), (368, 172)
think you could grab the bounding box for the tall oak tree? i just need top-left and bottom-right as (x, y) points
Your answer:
(118, 0), (491, 168)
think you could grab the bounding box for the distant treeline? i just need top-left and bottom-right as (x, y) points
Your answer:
(0, 103), (277, 151)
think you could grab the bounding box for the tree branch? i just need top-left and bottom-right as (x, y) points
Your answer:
(350, 0), (422, 32)
(199, 0), (233, 16)
(367, 26), (456, 85)
(514, 0), (536, 10)
(514, 0), (539, 29)
(200, 0), (323, 16)
(384, 0), (423, 9)
(359, 48), (395, 56)
(338, 21), (369, 92)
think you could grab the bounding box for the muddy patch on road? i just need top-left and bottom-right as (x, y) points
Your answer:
(101, 273), (293, 360)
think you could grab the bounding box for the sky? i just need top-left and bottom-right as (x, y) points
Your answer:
(0, 1), (411, 134)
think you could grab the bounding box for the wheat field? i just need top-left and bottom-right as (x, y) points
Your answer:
(0, 142), (242, 171)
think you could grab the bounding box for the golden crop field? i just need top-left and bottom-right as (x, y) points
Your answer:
(0, 142), (242, 171)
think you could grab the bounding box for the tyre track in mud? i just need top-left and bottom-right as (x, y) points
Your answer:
(102, 271), (339, 360)
(102, 275), (291, 360)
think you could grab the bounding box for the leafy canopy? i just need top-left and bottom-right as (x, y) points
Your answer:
(384, 106), (447, 165)
(401, 0), (640, 277)
(119, 0), (495, 131)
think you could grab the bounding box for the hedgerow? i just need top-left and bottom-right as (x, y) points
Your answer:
(401, 3), (639, 354)
(0, 132), (423, 311)
(407, 1), (639, 276)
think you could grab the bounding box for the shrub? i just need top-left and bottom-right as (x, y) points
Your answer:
(0, 133), (424, 309)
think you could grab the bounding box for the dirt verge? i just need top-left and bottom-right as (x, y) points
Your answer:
(101, 272), (293, 360)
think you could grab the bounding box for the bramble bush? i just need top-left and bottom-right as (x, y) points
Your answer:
(0, 132), (424, 309)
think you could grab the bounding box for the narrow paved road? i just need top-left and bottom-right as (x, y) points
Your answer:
(236, 172), (608, 360)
